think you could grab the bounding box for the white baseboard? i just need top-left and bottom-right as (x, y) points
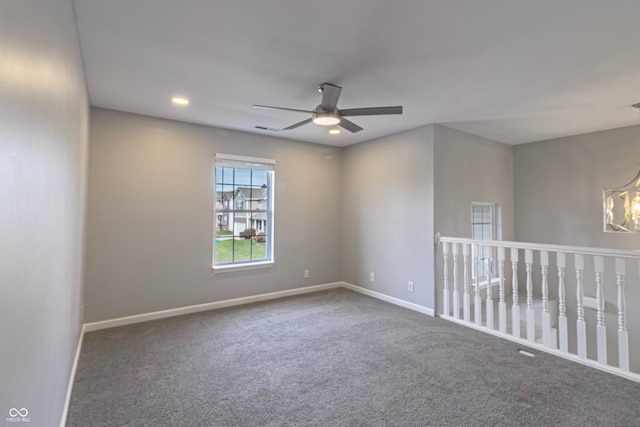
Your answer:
(60, 323), (86, 427)
(83, 282), (343, 332)
(341, 282), (435, 316)
(84, 282), (434, 333)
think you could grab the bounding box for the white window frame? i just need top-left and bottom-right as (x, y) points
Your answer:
(470, 202), (501, 286)
(213, 153), (275, 272)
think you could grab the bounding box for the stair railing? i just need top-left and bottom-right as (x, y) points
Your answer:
(436, 235), (640, 382)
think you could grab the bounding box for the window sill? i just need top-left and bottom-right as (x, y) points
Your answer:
(212, 260), (274, 273)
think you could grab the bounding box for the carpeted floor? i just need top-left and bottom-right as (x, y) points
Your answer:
(67, 288), (640, 426)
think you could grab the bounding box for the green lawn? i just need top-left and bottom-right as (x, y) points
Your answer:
(215, 238), (266, 263)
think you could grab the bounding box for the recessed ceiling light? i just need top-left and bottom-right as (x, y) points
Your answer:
(329, 128), (341, 135)
(171, 97), (189, 106)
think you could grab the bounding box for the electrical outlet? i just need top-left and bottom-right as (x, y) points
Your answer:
(408, 281), (414, 292)
(370, 272), (375, 282)
(304, 269), (310, 279)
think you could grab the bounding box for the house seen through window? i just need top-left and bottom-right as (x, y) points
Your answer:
(214, 154), (274, 269)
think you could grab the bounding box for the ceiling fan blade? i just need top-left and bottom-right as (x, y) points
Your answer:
(320, 83), (342, 110)
(338, 118), (363, 133)
(340, 106), (403, 117)
(252, 105), (313, 114)
(284, 118), (313, 130)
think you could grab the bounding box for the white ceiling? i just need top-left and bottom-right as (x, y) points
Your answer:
(73, 0), (640, 147)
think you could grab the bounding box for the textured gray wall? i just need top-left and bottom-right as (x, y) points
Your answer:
(0, 0), (88, 425)
(84, 108), (343, 322)
(341, 126), (435, 309)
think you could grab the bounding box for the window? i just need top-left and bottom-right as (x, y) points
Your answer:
(214, 154), (275, 270)
(471, 202), (499, 280)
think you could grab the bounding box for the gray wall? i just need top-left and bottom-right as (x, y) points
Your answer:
(434, 124), (514, 240)
(433, 124), (515, 313)
(84, 108), (342, 322)
(513, 124), (640, 370)
(514, 124), (640, 249)
(0, 0), (88, 425)
(341, 126), (435, 308)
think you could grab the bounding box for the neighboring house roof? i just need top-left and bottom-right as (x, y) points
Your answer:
(215, 191), (234, 203)
(234, 186), (267, 201)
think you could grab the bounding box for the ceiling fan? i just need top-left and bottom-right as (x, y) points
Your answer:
(253, 83), (403, 133)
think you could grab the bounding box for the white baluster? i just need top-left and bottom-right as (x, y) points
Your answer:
(486, 245), (494, 330)
(498, 246), (507, 334)
(616, 258), (629, 372)
(541, 251), (551, 348)
(525, 249), (535, 343)
(474, 244), (482, 326)
(511, 248), (520, 339)
(557, 252), (568, 353)
(443, 242), (449, 317)
(452, 243), (460, 319)
(463, 244), (471, 323)
(575, 254), (587, 359)
(595, 256), (607, 365)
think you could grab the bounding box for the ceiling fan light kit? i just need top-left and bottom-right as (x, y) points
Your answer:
(312, 110), (341, 126)
(253, 82), (402, 133)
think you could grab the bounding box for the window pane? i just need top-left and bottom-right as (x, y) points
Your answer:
(251, 238), (267, 261)
(251, 169), (268, 188)
(233, 239), (251, 262)
(216, 167), (233, 185)
(482, 207), (492, 223)
(216, 212), (233, 236)
(250, 185), (268, 211)
(472, 208), (483, 223)
(214, 237), (233, 263)
(234, 168), (253, 187)
(482, 226), (492, 240)
(250, 212), (265, 234)
(472, 224), (483, 239)
(214, 157), (273, 267)
(233, 211), (247, 236)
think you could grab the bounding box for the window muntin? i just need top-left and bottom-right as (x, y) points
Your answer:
(214, 154), (274, 269)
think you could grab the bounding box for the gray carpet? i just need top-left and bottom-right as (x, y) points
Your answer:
(67, 289), (640, 426)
